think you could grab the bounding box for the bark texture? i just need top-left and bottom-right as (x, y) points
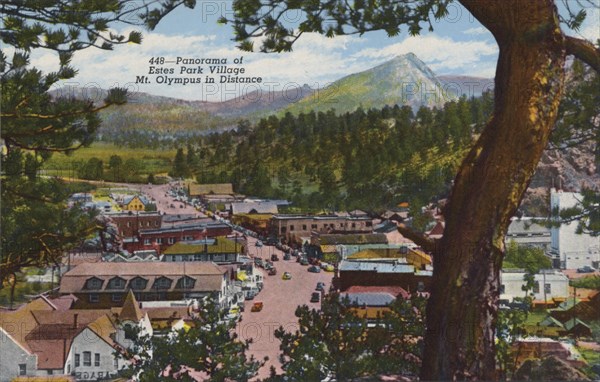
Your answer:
(420, 1), (567, 380)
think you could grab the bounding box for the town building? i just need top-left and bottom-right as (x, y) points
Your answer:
(548, 189), (600, 269)
(123, 221), (232, 253)
(338, 260), (432, 293)
(59, 262), (230, 309)
(270, 214), (375, 244)
(109, 211), (163, 238)
(505, 217), (551, 249)
(499, 269), (569, 305)
(122, 195), (149, 211)
(0, 293), (164, 382)
(162, 237), (241, 264)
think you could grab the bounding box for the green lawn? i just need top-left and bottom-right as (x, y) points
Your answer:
(43, 142), (176, 176)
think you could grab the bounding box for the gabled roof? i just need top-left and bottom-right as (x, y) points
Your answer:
(563, 318), (591, 331)
(123, 195), (148, 206)
(120, 291), (143, 322)
(539, 315), (563, 327)
(60, 262), (227, 294)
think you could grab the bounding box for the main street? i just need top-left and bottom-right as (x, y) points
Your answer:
(237, 235), (334, 380)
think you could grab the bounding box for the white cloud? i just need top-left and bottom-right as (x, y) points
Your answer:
(463, 27), (489, 35)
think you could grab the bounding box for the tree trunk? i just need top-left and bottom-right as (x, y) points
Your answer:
(421, 1), (566, 380)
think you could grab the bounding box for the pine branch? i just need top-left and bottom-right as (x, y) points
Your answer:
(565, 36), (600, 73)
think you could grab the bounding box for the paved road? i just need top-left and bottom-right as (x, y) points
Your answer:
(139, 183), (206, 217)
(237, 236), (334, 380)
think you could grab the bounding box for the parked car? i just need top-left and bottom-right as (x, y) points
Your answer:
(310, 292), (321, 303)
(271, 254), (279, 261)
(245, 291), (256, 300)
(323, 264), (335, 272)
(254, 258), (264, 267)
(251, 301), (264, 312)
(283, 253), (291, 261)
(300, 257), (309, 266)
(268, 267), (277, 275)
(577, 265), (596, 273)
(255, 240), (263, 247)
(308, 265), (321, 273)
(282, 272), (292, 280)
(316, 282), (326, 291)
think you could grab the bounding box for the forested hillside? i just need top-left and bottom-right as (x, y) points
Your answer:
(179, 93), (494, 211)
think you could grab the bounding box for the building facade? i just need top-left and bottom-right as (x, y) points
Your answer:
(549, 189), (600, 269)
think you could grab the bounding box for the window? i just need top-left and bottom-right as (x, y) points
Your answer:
(533, 281), (540, 294)
(155, 221), (159, 227)
(281, 227), (286, 234)
(75, 354), (80, 367)
(107, 277), (126, 290)
(89, 293), (99, 303)
(366, 222), (372, 227)
(156, 238), (163, 244)
(146, 221), (150, 227)
(95, 353), (100, 367)
(85, 277), (103, 290)
(168, 237), (175, 244)
(311, 224), (317, 229)
(19, 364), (26, 376)
(176, 276), (196, 289)
(127, 222), (131, 227)
(144, 239), (151, 245)
(153, 277), (172, 290)
(302, 224), (307, 230)
(114, 357), (118, 368)
(544, 283), (551, 294)
(112, 293), (123, 303)
(83, 352), (91, 366)
(351, 223), (356, 228)
(500, 284), (505, 294)
(130, 277), (148, 290)
(289, 225), (294, 231)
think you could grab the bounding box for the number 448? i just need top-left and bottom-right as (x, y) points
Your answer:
(149, 57), (165, 65)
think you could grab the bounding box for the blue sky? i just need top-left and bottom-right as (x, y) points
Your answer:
(34, 1), (599, 101)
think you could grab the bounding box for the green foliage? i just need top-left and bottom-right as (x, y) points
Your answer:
(171, 147), (189, 179)
(496, 302), (530, 379)
(77, 157), (104, 180)
(0, 0), (185, 286)
(552, 61), (600, 153)
(223, 0), (452, 53)
(569, 276), (600, 290)
(272, 292), (425, 381)
(121, 298), (263, 382)
(555, 189), (600, 236)
(184, 97), (490, 211)
(503, 241), (552, 274)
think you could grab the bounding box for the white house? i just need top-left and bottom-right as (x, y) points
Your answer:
(500, 269), (570, 303)
(0, 328), (38, 381)
(549, 189), (600, 269)
(64, 291), (152, 381)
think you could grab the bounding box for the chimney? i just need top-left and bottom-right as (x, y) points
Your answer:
(73, 313), (79, 329)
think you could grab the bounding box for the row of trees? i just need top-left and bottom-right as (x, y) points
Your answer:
(124, 292), (538, 381)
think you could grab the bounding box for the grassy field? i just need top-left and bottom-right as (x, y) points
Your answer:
(43, 142), (176, 176)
